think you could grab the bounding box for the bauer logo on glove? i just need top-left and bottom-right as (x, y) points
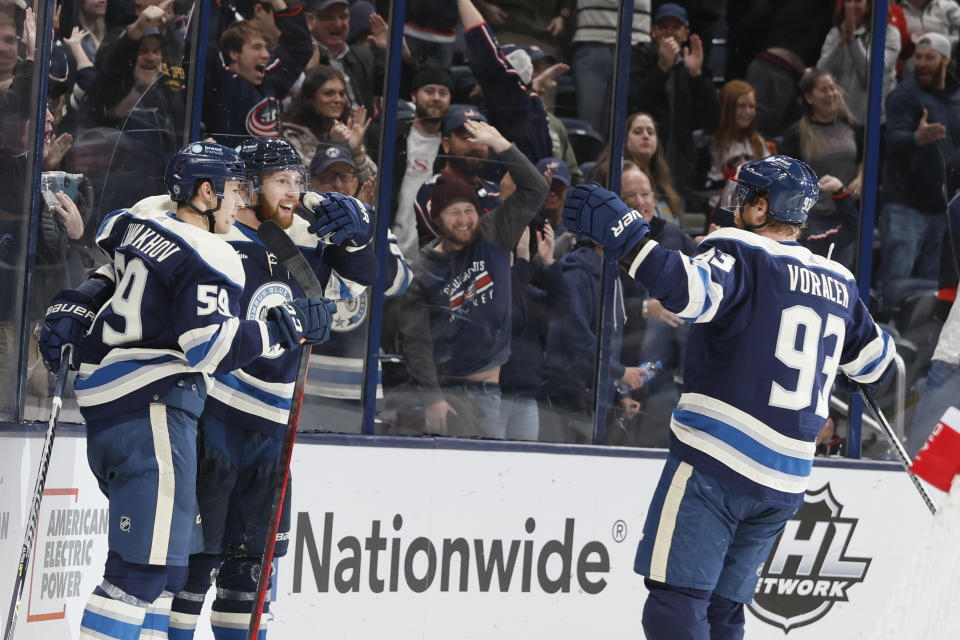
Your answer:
(39, 294), (99, 372)
(612, 209), (645, 238)
(45, 302), (96, 321)
(562, 183), (651, 262)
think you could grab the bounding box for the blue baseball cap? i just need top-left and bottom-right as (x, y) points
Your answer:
(654, 2), (689, 26)
(536, 157), (571, 187)
(443, 106), (488, 134)
(309, 144), (356, 176)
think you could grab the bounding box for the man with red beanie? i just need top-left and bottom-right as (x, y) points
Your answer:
(397, 119), (548, 437)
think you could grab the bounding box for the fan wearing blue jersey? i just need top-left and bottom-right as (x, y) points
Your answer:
(39, 142), (335, 640)
(562, 155), (896, 640)
(166, 137), (374, 640)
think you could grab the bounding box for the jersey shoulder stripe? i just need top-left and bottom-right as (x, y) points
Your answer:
(705, 228), (856, 281)
(152, 214), (246, 289)
(104, 200), (247, 289)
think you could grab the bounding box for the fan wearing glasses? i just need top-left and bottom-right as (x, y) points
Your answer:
(309, 143), (366, 200)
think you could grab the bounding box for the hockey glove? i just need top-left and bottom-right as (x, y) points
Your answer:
(266, 297), (337, 350)
(303, 191), (373, 248)
(562, 183), (650, 262)
(833, 362), (896, 396)
(38, 295), (96, 372)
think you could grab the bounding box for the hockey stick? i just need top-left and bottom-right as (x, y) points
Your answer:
(858, 386), (938, 515)
(247, 221), (323, 640)
(4, 345), (72, 640)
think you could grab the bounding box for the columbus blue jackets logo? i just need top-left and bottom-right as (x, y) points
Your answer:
(748, 484), (871, 632)
(330, 292), (368, 332)
(246, 97), (281, 138)
(248, 281), (294, 357)
(448, 270), (493, 312)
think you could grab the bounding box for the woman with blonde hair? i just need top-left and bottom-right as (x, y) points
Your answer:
(780, 67), (863, 267)
(705, 79), (770, 187)
(593, 112), (684, 220)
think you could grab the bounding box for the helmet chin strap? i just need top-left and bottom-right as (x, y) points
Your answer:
(187, 197), (223, 232)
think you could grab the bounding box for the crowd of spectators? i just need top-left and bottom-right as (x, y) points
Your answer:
(3, 0), (960, 451)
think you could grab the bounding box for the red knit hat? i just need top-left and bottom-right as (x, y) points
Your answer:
(430, 174), (480, 218)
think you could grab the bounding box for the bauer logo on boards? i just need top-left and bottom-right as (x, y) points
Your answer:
(748, 483), (871, 632)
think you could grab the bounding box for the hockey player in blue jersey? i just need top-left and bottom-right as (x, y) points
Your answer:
(37, 141), (336, 640)
(164, 137), (376, 640)
(562, 155), (896, 640)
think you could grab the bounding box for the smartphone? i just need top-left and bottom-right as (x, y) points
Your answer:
(40, 171), (82, 209)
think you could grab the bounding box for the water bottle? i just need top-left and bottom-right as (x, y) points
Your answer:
(639, 360), (663, 384)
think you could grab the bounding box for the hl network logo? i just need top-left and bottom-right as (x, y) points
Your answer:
(749, 484), (871, 632)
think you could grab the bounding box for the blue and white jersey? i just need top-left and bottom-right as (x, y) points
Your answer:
(76, 206), (274, 423)
(625, 227), (895, 508)
(205, 215), (367, 436)
(306, 228), (411, 399)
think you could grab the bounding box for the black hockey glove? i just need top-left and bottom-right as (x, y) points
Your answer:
(266, 297), (337, 350)
(38, 294), (97, 372)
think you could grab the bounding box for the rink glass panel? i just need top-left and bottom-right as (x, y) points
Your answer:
(0, 2), (50, 421)
(372, 0), (632, 444)
(22, 0), (200, 421)
(11, 0), (927, 457)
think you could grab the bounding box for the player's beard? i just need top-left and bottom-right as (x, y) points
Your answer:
(261, 199), (297, 229)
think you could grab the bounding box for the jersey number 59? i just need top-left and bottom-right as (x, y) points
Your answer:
(197, 285), (231, 317)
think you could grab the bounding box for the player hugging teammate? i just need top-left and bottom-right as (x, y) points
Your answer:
(37, 138), (379, 640)
(563, 155), (895, 639)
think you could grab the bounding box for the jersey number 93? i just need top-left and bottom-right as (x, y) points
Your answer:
(769, 305), (845, 418)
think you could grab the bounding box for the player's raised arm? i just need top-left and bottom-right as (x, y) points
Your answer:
(560, 181), (738, 323)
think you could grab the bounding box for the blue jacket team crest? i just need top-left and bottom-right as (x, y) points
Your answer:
(247, 281), (294, 358)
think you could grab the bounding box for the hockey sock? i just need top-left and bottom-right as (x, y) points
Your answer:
(210, 592), (269, 640)
(169, 554), (220, 640)
(706, 593), (745, 640)
(78, 584), (150, 640)
(641, 579), (712, 640)
(168, 589), (205, 640)
(139, 591), (173, 639)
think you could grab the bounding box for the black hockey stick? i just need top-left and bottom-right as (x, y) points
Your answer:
(4, 345), (72, 640)
(247, 221), (324, 640)
(858, 386), (938, 515)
